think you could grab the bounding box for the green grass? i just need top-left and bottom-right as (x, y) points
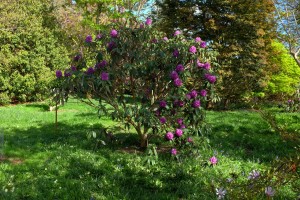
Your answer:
(0, 100), (299, 199)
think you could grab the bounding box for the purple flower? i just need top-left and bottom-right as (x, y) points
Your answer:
(56, 70), (62, 78)
(287, 99), (293, 103)
(96, 33), (102, 40)
(159, 100), (167, 108)
(173, 49), (179, 57)
(176, 64), (184, 72)
(205, 74), (217, 84)
(175, 129), (183, 137)
(97, 60), (107, 68)
(145, 17), (152, 26)
(189, 46), (197, 54)
(110, 29), (118, 38)
(190, 90), (198, 98)
(86, 67), (95, 75)
(101, 72), (109, 81)
(174, 30), (181, 36)
(216, 188), (226, 200)
(165, 132), (174, 141)
(265, 187), (275, 197)
(160, 117), (167, 124)
(210, 156), (218, 165)
(195, 37), (201, 43)
(107, 41), (116, 51)
(186, 93), (191, 100)
(140, 23), (144, 29)
(248, 170), (260, 180)
(170, 148), (177, 155)
(64, 70), (71, 77)
(177, 118), (183, 125)
(85, 35), (93, 43)
(151, 38), (158, 43)
(200, 41), (207, 48)
(70, 66), (77, 71)
(187, 137), (193, 143)
(170, 71), (179, 80)
(203, 62), (211, 70)
(74, 54), (81, 61)
(163, 37), (168, 41)
(192, 100), (201, 108)
(200, 89), (207, 97)
(174, 78), (183, 87)
(178, 100), (184, 107)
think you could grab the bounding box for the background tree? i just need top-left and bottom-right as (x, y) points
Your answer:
(272, 0), (300, 67)
(155, 0), (276, 108)
(0, 0), (70, 104)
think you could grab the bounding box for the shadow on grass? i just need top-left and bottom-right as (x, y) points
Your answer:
(24, 103), (50, 112)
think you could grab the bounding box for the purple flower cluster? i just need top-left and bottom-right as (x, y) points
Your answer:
(173, 49), (179, 57)
(189, 90), (198, 98)
(210, 156), (218, 165)
(174, 30), (181, 36)
(163, 37), (168, 41)
(145, 17), (152, 26)
(170, 148), (177, 155)
(192, 100), (201, 108)
(174, 100), (184, 107)
(85, 35), (93, 43)
(64, 70), (71, 77)
(195, 37), (201, 43)
(205, 74), (217, 84)
(173, 78), (182, 87)
(96, 33), (102, 40)
(86, 67), (95, 75)
(70, 66), (77, 71)
(159, 100), (167, 108)
(74, 54), (81, 62)
(200, 41), (207, 48)
(101, 72), (109, 81)
(160, 117), (167, 124)
(175, 129), (183, 137)
(56, 70), (62, 78)
(197, 60), (211, 70)
(200, 89), (207, 97)
(110, 29), (118, 38)
(96, 60), (107, 68)
(189, 46), (197, 54)
(107, 41), (117, 51)
(165, 132), (174, 140)
(175, 64), (184, 72)
(248, 170), (260, 180)
(170, 71), (179, 80)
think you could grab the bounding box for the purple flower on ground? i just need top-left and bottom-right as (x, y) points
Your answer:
(186, 93), (191, 100)
(205, 74), (217, 84)
(70, 66), (77, 71)
(64, 70), (71, 77)
(203, 62), (211, 70)
(85, 35), (93, 43)
(86, 67), (95, 75)
(265, 187), (275, 197)
(287, 99), (293, 103)
(200, 89), (207, 97)
(173, 49), (179, 58)
(170, 148), (177, 155)
(174, 30), (181, 36)
(248, 170), (260, 180)
(175, 129), (183, 137)
(160, 117), (167, 124)
(210, 156), (218, 165)
(190, 90), (198, 98)
(187, 137), (193, 143)
(56, 70), (62, 78)
(96, 33), (102, 40)
(170, 71), (179, 80)
(163, 37), (168, 41)
(195, 37), (201, 43)
(159, 100), (167, 108)
(192, 100), (201, 108)
(216, 188), (226, 200)
(177, 118), (183, 125)
(110, 29), (118, 38)
(174, 78), (182, 87)
(189, 46), (197, 54)
(165, 132), (174, 140)
(200, 41), (207, 48)
(145, 17), (152, 26)
(176, 64), (184, 72)
(178, 100), (184, 107)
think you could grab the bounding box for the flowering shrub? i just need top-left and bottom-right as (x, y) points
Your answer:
(55, 17), (218, 147)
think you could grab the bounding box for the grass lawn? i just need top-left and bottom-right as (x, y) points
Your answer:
(0, 99), (299, 199)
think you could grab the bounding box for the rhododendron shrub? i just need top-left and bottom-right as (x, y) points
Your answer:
(55, 18), (218, 147)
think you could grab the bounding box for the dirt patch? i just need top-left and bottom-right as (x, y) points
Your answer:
(0, 156), (24, 165)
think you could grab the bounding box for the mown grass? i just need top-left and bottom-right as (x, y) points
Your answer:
(0, 100), (299, 199)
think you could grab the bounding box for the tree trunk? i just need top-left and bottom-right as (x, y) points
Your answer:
(291, 52), (300, 68)
(139, 134), (148, 148)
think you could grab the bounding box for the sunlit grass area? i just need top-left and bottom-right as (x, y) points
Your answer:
(0, 100), (299, 199)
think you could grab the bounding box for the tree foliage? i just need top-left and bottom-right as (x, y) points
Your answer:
(0, 0), (70, 104)
(155, 0), (276, 108)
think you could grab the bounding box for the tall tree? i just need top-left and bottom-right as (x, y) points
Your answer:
(155, 0), (276, 108)
(272, 0), (300, 67)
